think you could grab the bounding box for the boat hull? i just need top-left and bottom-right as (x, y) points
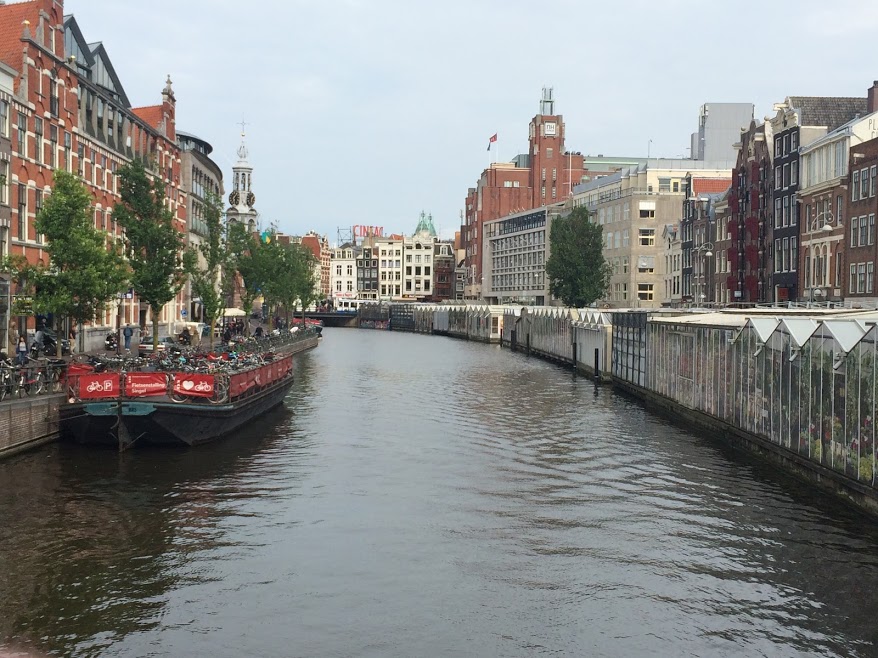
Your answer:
(60, 376), (295, 448)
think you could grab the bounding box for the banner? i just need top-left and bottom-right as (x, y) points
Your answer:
(78, 373), (121, 399)
(125, 372), (168, 397)
(172, 373), (215, 398)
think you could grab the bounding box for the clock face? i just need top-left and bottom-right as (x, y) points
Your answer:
(228, 190), (240, 206)
(246, 191), (256, 207)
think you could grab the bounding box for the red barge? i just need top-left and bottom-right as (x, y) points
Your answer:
(59, 354), (295, 449)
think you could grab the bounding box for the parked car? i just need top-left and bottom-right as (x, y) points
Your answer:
(31, 328), (71, 357)
(138, 336), (180, 354)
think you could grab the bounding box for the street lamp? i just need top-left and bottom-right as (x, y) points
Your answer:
(693, 242), (714, 306)
(805, 210), (834, 306)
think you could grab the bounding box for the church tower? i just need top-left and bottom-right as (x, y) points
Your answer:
(226, 124), (258, 232)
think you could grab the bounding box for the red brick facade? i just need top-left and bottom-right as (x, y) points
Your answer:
(844, 137), (878, 303)
(0, 0), (187, 342)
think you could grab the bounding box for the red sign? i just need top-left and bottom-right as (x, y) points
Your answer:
(78, 373), (121, 399)
(126, 372), (168, 397)
(353, 225), (384, 238)
(172, 374), (215, 398)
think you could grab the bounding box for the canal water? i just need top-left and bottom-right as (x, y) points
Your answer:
(2, 329), (878, 657)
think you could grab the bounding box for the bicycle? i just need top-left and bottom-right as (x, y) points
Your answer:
(16, 359), (46, 397)
(0, 362), (15, 402)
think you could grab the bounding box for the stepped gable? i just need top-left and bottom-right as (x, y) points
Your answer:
(788, 96), (868, 130)
(0, 1), (38, 80)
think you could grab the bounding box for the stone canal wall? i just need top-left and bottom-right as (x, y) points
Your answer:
(369, 303), (878, 516)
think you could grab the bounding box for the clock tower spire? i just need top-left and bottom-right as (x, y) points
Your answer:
(227, 121), (258, 232)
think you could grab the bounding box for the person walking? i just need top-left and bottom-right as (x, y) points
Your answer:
(16, 335), (28, 366)
(123, 324), (133, 351)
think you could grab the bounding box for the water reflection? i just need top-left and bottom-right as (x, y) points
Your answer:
(2, 330), (878, 656)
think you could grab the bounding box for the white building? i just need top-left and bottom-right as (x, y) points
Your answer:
(375, 235), (403, 300)
(481, 204), (566, 306)
(330, 243), (358, 306)
(402, 212), (438, 301)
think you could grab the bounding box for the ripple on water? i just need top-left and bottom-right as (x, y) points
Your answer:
(2, 330), (878, 657)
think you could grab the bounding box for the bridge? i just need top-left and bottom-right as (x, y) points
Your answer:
(303, 311), (359, 328)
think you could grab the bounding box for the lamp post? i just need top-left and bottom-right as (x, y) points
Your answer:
(693, 242), (714, 306)
(805, 210), (834, 306)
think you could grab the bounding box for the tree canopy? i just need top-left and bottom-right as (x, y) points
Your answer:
(545, 206), (611, 308)
(113, 159), (186, 349)
(29, 170), (128, 354)
(184, 191), (226, 347)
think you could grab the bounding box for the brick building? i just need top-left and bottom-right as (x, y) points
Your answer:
(0, 0), (187, 347)
(431, 241), (455, 302)
(680, 174), (732, 304)
(462, 87), (584, 299)
(768, 95), (867, 302)
(798, 110), (878, 304)
(844, 136), (878, 305)
(726, 120), (773, 305)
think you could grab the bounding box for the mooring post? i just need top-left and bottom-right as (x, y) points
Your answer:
(594, 348), (600, 382)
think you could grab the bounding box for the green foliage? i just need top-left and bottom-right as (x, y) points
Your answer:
(27, 170), (128, 353)
(184, 191), (226, 347)
(266, 241), (317, 322)
(113, 159), (185, 349)
(545, 206), (611, 307)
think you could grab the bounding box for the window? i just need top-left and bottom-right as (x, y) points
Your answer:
(869, 262), (875, 294)
(49, 75), (58, 116)
(783, 134), (790, 155)
(658, 178), (671, 192)
(783, 196), (790, 227)
(791, 237), (797, 271)
(872, 166), (877, 198)
(853, 170), (861, 201)
(64, 131), (71, 171)
(782, 237), (789, 272)
(541, 167), (546, 181)
(861, 215), (868, 247)
(837, 195), (843, 226)
(862, 168), (870, 200)
(0, 100), (7, 137)
(851, 263), (857, 294)
(546, 148), (553, 159)
(774, 197), (782, 228)
(552, 168), (556, 180)
(0, 160), (7, 204)
(791, 160), (798, 186)
(775, 138), (782, 158)
(17, 183), (26, 240)
(774, 239), (781, 272)
(851, 217), (859, 247)
(783, 163), (790, 188)
(639, 209), (655, 219)
(49, 125), (57, 168)
(637, 283), (654, 301)
(622, 230), (629, 247)
(34, 117), (42, 164)
(859, 263), (867, 294)
(774, 165), (781, 190)
(639, 228), (655, 246)
(17, 112), (25, 156)
(672, 181), (680, 193)
(870, 214), (876, 245)
(622, 257), (629, 273)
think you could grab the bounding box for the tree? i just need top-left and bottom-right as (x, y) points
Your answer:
(545, 206), (611, 308)
(267, 241), (317, 326)
(27, 170), (128, 355)
(184, 191), (226, 348)
(113, 159), (186, 350)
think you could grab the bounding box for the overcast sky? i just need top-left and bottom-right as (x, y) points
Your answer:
(65, 0), (878, 242)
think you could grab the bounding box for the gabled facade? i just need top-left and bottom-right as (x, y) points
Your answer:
(769, 94), (868, 302)
(0, 0), (187, 345)
(727, 120), (773, 305)
(330, 242), (359, 304)
(798, 111), (878, 303)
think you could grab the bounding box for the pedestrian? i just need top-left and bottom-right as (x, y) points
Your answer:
(223, 327), (232, 344)
(123, 324), (133, 351)
(69, 327), (76, 354)
(34, 324), (45, 354)
(16, 335), (28, 366)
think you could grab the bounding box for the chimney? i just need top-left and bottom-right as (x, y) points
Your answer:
(868, 81), (878, 114)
